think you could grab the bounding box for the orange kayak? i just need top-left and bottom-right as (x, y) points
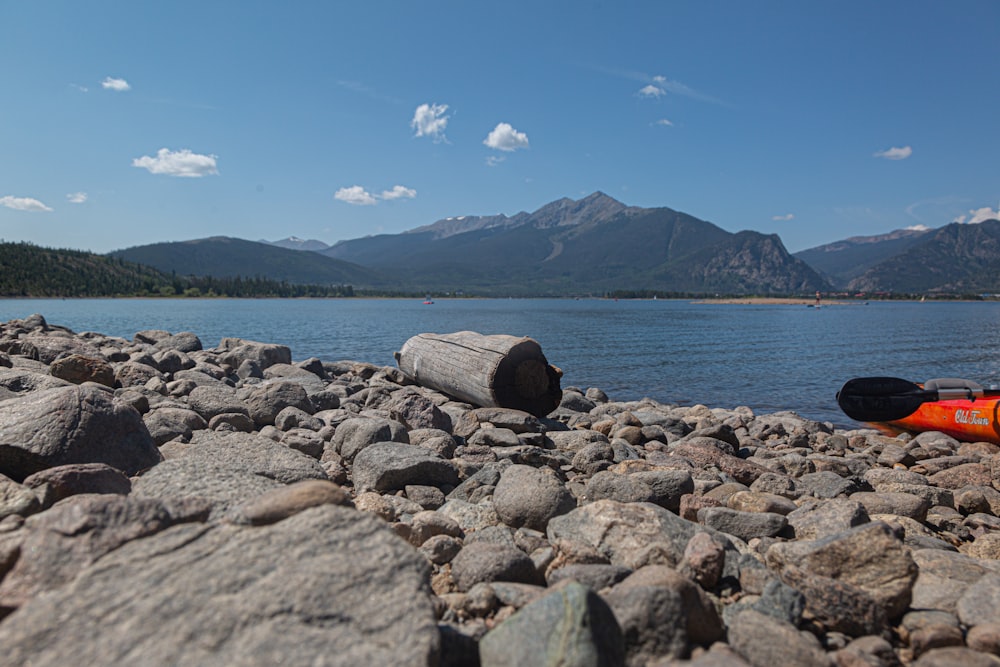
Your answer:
(838, 376), (1000, 444)
(876, 397), (1000, 444)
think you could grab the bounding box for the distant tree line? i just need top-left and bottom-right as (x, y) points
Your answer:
(0, 242), (365, 298)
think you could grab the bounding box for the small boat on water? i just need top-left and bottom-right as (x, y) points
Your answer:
(423, 295), (434, 305)
(838, 376), (1000, 444)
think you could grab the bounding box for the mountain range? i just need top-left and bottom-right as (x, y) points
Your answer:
(107, 192), (1000, 297)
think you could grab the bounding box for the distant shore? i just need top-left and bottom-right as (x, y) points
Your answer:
(690, 297), (854, 305)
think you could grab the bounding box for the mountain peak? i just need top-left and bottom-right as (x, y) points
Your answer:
(263, 237), (331, 252)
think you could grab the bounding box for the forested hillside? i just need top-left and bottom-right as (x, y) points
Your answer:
(0, 243), (358, 297)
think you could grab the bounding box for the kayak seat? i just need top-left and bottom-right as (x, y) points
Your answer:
(924, 378), (984, 392)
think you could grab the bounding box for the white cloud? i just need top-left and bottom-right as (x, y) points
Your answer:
(484, 122), (529, 152)
(0, 196), (53, 212)
(955, 206), (1000, 224)
(70, 83), (89, 93)
(66, 192), (88, 204)
(380, 185), (416, 201)
(334, 186), (377, 206)
(102, 76), (131, 92)
(905, 224), (931, 231)
(335, 184), (417, 205)
(485, 155), (505, 167)
(132, 148), (219, 178)
(772, 213), (795, 221)
(411, 103), (450, 141)
(638, 84), (666, 98)
(653, 119), (673, 127)
(874, 145), (912, 160)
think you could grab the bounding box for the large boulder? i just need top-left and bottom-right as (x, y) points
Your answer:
(352, 442), (458, 493)
(765, 521), (917, 620)
(216, 337), (292, 371)
(0, 505), (440, 666)
(546, 499), (741, 575)
(0, 384), (161, 482)
(0, 494), (203, 609)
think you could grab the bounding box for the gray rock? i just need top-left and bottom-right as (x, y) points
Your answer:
(547, 499), (741, 576)
(786, 498), (870, 540)
(0, 505), (440, 666)
(438, 499), (502, 533)
(0, 368), (72, 395)
(584, 470), (656, 504)
(602, 577), (695, 664)
(153, 331), (203, 353)
(910, 549), (1000, 613)
(280, 429), (325, 459)
(333, 416), (409, 462)
(144, 406), (208, 445)
(153, 348), (196, 374)
(0, 494), (200, 609)
(386, 391), (452, 432)
(480, 582), (623, 667)
(274, 406), (323, 432)
(670, 441), (770, 485)
(493, 464), (576, 531)
(956, 573), (1000, 627)
(468, 427), (522, 448)
(766, 521), (917, 620)
(419, 534), (462, 564)
(242, 380), (314, 428)
(216, 337), (292, 371)
(0, 384), (162, 482)
(750, 578), (805, 626)
(450, 541), (542, 591)
(133, 457), (284, 520)
(187, 383), (248, 421)
(159, 430), (327, 485)
(629, 469), (694, 511)
(352, 442), (459, 493)
(22, 463), (131, 508)
(113, 360), (164, 388)
(912, 647), (1000, 667)
(548, 429), (611, 453)
(572, 441), (615, 474)
(453, 407), (543, 438)
(797, 470), (860, 499)
(780, 564), (888, 637)
(727, 609), (832, 667)
(850, 491), (930, 522)
(547, 563), (633, 590)
(208, 412), (255, 433)
(0, 473), (41, 519)
(697, 507), (787, 542)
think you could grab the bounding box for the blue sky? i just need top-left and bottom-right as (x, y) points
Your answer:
(2, 1), (998, 254)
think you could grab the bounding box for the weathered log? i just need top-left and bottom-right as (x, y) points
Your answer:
(394, 331), (562, 417)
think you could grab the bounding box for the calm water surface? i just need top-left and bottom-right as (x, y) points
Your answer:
(3, 298), (1000, 427)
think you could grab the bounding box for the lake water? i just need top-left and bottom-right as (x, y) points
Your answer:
(3, 298), (1000, 428)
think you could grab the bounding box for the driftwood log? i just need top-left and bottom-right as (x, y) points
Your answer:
(394, 331), (563, 417)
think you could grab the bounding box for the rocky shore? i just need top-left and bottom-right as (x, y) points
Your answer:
(1, 314), (1000, 666)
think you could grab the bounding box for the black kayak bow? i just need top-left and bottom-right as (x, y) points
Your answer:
(837, 376), (989, 423)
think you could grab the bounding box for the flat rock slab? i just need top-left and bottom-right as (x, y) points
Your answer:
(132, 457), (285, 520)
(0, 505), (439, 666)
(159, 430), (328, 485)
